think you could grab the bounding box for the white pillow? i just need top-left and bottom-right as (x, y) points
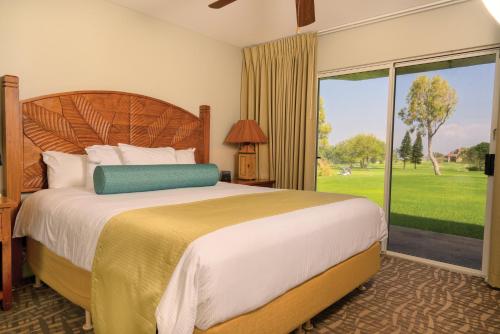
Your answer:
(175, 148), (196, 164)
(86, 145), (123, 165)
(118, 143), (177, 165)
(42, 151), (87, 189)
(85, 145), (123, 190)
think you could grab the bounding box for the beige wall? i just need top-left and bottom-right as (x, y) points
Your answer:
(318, 0), (500, 72)
(0, 0), (241, 185)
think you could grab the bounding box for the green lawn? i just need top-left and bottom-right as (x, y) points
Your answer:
(316, 161), (487, 239)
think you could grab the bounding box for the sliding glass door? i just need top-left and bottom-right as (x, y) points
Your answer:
(317, 69), (389, 206)
(317, 50), (499, 272)
(388, 54), (497, 269)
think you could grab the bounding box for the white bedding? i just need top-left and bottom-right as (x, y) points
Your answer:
(14, 182), (387, 334)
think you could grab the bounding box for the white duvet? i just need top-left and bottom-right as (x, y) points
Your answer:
(14, 182), (387, 334)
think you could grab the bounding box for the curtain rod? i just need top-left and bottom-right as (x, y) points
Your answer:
(317, 0), (470, 36)
(244, 0), (470, 48)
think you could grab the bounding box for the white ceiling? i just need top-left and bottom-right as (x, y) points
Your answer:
(108, 0), (446, 47)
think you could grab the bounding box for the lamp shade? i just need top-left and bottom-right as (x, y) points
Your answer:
(225, 120), (268, 144)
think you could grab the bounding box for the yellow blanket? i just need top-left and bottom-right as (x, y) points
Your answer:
(91, 190), (356, 334)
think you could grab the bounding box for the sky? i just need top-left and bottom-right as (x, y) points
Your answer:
(319, 61), (496, 155)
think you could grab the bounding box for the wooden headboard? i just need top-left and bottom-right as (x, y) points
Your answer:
(1, 75), (210, 206)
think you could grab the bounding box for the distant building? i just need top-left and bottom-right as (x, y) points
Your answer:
(447, 148), (464, 162)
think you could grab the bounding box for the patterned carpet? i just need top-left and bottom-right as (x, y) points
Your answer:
(1, 255), (499, 334)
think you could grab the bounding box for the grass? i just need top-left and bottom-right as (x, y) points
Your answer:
(316, 161), (487, 239)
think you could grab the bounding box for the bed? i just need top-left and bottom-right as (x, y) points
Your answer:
(1, 75), (387, 334)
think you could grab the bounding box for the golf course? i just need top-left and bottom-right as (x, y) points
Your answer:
(316, 161), (487, 239)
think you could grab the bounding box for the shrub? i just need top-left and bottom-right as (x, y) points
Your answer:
(317, 159), (333, 176)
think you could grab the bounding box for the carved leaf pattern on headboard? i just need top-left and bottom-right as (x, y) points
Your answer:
(23, 161), (47, 189)
(71, 95), (112, 144)
(22, 92), (205, 190)
(172, 121), (199, 145)
(147, 110), (173, 146)
(23, 103), (82, 152)
(129, 96), (149, 147)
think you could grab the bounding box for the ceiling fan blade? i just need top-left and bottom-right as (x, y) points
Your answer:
(209, 0), (238, 9)
(296, 0), (315, 27)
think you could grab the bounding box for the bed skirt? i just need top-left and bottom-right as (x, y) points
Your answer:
(26, 238), (380, 334)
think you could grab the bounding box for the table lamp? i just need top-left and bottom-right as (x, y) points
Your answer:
(225, 120), (268, 180)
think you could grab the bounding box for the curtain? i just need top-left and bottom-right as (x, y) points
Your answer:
(488, 104), (500, 288)
(240, 33), (318, 190)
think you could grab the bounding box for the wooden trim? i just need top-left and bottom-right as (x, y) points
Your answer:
(0, 197), (16, 209)
(1, 75), (22, 207)
(199, 105), (210, 164)
(1, 206), (13, 310)
(1, 76), (24, 285)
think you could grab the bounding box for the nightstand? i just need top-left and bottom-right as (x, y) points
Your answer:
(0, 197), (15, 311)
(231, 179), (276, 188)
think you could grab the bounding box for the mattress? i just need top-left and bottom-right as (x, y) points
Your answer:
(14, 182), (387, 334)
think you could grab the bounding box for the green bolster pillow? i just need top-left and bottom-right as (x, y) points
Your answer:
(93, 164), (220, 195)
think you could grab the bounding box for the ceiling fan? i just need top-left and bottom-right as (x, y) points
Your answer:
(208, 0), (316, 28)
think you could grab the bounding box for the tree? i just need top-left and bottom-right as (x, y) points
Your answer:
(332, 140), (357, 167)
(332, 134), (384, 168)
(318, 97), (332, 149)
(317, 97), (334, 167)
(320, 145), (336, 164)
(398, 131), (412, 169)
(411, 132), (424, 169)
(463, 142), (489, 170)
(398, 75), (457, 175)
(352, 134), (385, 168)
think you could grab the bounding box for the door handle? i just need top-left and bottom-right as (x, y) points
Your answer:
(485, 154), (495, 176)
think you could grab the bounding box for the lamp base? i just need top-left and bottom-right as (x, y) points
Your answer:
(238, 152), (256, 180)
(239, 143), (256, 153)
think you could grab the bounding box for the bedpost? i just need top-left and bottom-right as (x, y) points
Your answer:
(1, 75), (23, 286)
(1, 75), (22, 205)
(199, 105), (210, 164)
